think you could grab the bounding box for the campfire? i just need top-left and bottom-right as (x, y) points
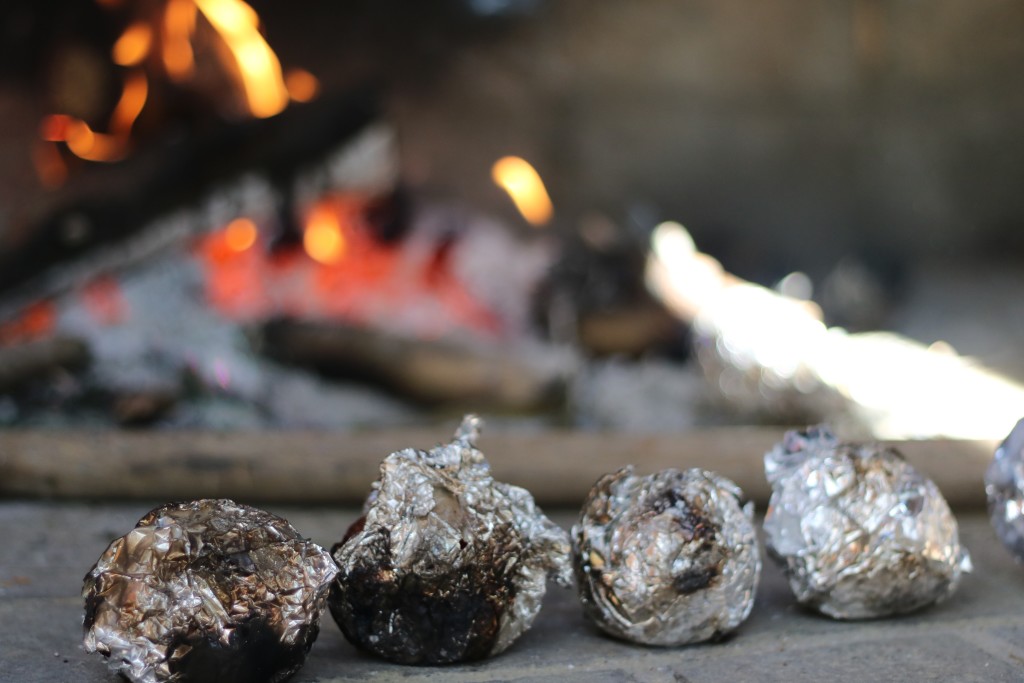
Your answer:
(0, 1), (1021, 440)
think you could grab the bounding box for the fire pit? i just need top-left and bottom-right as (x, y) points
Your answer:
(2, 3), (1024, 679)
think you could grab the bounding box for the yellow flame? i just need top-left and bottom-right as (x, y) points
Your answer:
(224, 217), (258, 252)
(194, 0), (289, 118)
(113, 22), (152, 66)
(285, 68), (319, 103)
(163, 0), (197, 80)
(304, 205), (346, 265)
(491, 156), (554, 227)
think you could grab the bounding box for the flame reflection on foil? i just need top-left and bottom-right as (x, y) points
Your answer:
(491, 156), (554, 227)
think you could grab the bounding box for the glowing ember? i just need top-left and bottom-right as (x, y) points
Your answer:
(303, 203), (346, 265)
(285, 69), (320, 103)
(81, 276), (130, 326)
(223, 217), (259, 252)
(491, 156), (554, 227)
(0, 301), (57, 347)
(194, 0), (289, 118)
(195, 196), (502, 338)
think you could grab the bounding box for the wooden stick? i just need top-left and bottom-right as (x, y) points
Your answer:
(0, 427), (996, 509)
(257, 319), (566, 409)
(0, 336), (90, 393)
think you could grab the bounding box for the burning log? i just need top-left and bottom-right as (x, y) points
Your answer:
(0, 90), (381, 320)
(0, 336), (90, 394)
(0, 427), (994, 509)
(256, 319), (570, 410)
(645, 221), (1024, 439)
(112, 389), (179, 427)
(576, 304), (680, 357)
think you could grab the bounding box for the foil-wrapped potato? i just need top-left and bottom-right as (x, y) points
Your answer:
(573, 467), (761, 645)
(328, 415), (571, 664)
(764, 427), (970, 619)
(83, 499), (337, 683)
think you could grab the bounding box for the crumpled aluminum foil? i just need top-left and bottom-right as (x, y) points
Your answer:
(82, 499), (338, 683)
(763, 426), (970, 619)
(328, 414), (572, 664)
(572, 467), (761, 645)
(985, 418), (1024, 561)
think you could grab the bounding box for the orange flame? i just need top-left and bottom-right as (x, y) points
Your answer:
(285, 68), (319, 103)
(53, 72), (149, 162)
(162, 0), (198, 80)
(110, 71), (149, 133)
(304, 203), (346, 265)
(37, 0), (302, 187)
(194, 0), (289, 118)
(112, 22), (152, 66)
(491, 156), (554, 227)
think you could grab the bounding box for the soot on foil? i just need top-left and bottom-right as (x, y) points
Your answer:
(328, 414), (572, 664)
(985, 418), (1024, 561)
(82, 499), (337, 683)
(572, 467), (761, 646)
(763, 426), (970, 619)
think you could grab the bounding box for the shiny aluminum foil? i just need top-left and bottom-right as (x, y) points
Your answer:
(763, 427), (970, 619)
(572, 467), (761, 646)
(985, 418), (1024, 561)
(328, 414), (572, 664)
(83, 499), (338, 683)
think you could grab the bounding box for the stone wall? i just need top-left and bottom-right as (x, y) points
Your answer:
(389, 0), (1024, 278)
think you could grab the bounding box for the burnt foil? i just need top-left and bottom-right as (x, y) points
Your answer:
(572, 467), (760, 646)
(82, 499), (338, 683)
(328, 415), (571, 664)
(985, 418), (1024, 561)
(763, 427), (970, 619)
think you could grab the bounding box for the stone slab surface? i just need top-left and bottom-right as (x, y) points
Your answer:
(2, 502), (1024, 682)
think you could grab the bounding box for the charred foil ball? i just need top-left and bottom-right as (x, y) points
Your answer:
(985, 418), (1024, 561)
(573, 467), (761, 646)
(328, 415), (572, 664)
(763, 426), (971, 619)
(82, 499), (338, 683)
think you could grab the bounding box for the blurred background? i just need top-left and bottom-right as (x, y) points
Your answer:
(1, 0), (1023, 439)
